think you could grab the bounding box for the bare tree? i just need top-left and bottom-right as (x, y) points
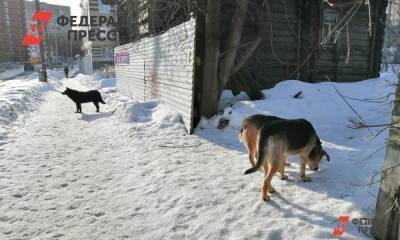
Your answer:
(200, 0), (261, 117)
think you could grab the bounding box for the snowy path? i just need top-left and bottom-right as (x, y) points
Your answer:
(0, 79), (246, 240)
(0, 77), (382, 239)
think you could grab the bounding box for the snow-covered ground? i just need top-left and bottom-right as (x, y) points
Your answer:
(0, 70), (63, 145)
(0, 64), (25, 80)
(0, 70), (396, 239)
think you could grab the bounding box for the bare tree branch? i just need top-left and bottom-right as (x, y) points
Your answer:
(326, 75), (373, 135)
(229, 37), (262, 77)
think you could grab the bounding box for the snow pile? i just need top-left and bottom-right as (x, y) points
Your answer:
(196, 74), (395, 238)
(0, 64), (24, 80)
(115, 99), (184, 130)
(201, 77), (392, 134)
(98, 78), (116, 93)
(93, 70), (115, 80)
(0, 70), (63, 144)
(27, 70), (64, 81)
(76, 73), (116, 93)
(218, 90), (249, 111)
(75, 73), (182, 131)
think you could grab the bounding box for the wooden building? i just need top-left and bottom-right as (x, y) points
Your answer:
(224, 0), (388, 95)
(118, 0), (388, 89)
(114, 0), (389, 131)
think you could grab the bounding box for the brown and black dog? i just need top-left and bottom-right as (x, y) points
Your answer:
(240, 115), (330, 201)
(239, 114), (283, 167)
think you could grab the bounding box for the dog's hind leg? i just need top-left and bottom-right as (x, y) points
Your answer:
(279, 155), (288, 180)
(262, 136), (285, 201)
(262, 162), (279, 202)
(248, 140), (256, 167)
(93, 102), (100, 112)
(241, 129), (255, 167)
(263, 161), (275, 192)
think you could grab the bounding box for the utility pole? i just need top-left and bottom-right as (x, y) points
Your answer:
(35, 0), (47, 82)
(44, 18), (52, 69)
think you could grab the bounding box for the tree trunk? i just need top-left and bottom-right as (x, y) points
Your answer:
(200, 0), (251, 118)
(200, 0), (222, 117)
(218, 0), (250, 88)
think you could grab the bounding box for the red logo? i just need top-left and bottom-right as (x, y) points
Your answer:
(21, 11), (52, 46)
(332, 215), (350, 236)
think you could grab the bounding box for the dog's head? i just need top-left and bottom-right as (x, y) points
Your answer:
(307, 139), (330, 171)
(62, 88), (70, 95)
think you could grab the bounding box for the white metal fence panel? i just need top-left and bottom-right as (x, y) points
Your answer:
(115, 18), (196, 132)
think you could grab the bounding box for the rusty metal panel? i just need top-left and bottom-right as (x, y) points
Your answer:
(115, 19), (196, 133)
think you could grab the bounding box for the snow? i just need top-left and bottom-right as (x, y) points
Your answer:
(0, 71), (396, 239)
(0, 64), (25, 80)
(115, 100), (184, 131)
(0, 70), (63, 145)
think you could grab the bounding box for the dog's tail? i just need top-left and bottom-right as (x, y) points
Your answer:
(244, 130), (266, 175)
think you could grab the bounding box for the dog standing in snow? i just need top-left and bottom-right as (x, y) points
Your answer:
(62, 88), (105, 113)
(239, 114), (283, 167)
(240, 115), (330, 202)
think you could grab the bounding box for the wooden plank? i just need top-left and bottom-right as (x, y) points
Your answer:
(336, 73), (369, 81)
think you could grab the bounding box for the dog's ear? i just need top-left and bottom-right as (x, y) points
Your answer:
(322, 149), (330, 161)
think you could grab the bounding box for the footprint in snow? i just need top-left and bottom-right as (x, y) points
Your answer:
(93, 210), (106, 217)
(12, 193), (23, 198)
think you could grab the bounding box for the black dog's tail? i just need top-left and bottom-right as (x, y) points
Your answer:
(244, 130), (266, 175)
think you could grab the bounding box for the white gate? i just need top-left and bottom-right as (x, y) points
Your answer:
(114, 18), (196, 133)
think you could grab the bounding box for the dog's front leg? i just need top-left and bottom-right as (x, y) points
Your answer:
(75, 103), (80, 113)
(300, 155), (312, 182)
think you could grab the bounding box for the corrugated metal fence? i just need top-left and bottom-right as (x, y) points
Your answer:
(114, 18), (196, 133)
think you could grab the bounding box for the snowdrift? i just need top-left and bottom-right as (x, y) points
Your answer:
(0, 70), (63, 144)
(196, 74), (395, 238)
(114, 99), (184, 131)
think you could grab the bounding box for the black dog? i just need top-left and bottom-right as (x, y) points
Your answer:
(62, 87), (105, 113)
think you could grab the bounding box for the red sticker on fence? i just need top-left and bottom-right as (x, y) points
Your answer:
(115, 51), (129, 65)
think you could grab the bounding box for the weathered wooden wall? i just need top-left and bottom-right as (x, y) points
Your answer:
(372, 75), (400, 240)
(226, 0), (388, 93)
(228, 0), (301, 91)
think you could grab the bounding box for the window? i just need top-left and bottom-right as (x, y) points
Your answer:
(98, 0), (111, 13)
(321, 7), (338, 46)
(4, 1), (10, 26)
